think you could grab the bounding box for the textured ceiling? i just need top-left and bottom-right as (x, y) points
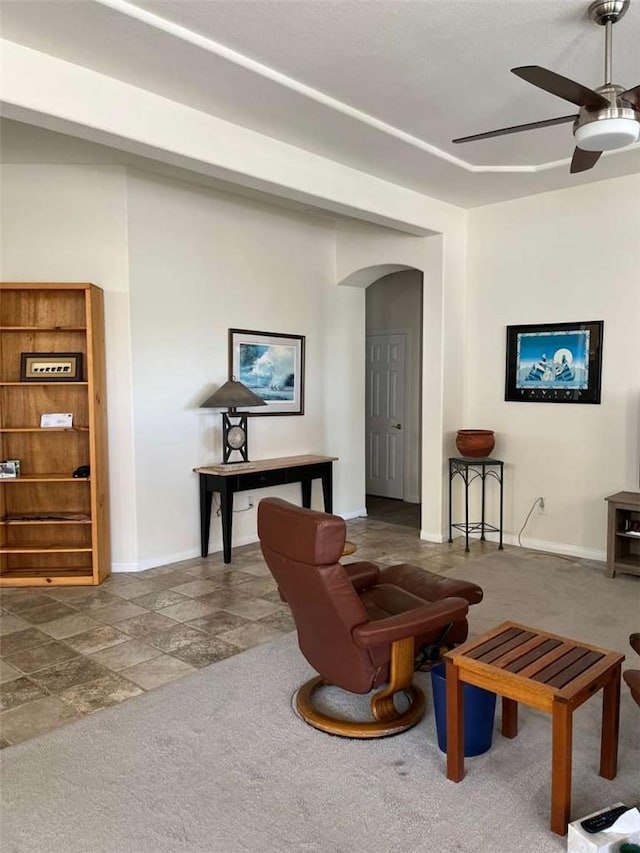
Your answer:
(1, 0), (639, 206)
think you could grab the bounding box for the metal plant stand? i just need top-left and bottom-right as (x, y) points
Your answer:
(448, 457), (504, 552)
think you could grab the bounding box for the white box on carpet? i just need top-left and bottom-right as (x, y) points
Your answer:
(567, 804), (640, 853)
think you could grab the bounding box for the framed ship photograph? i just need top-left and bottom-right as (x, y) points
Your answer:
(505, 321), (603, 404)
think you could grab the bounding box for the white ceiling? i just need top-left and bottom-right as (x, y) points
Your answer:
(1, 0), (639, 207)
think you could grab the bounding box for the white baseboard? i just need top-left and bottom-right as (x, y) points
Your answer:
(420, 530), (445, 543)
(111, 533), (258, 573)
(111, 562), (142, 573)
(454, 529), (606, 562)
(506, 533), (605, 562)
(340, 508), (368, 520)
(112, 548), (200, 573)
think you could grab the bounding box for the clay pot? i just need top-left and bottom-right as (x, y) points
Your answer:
(455, 429), (495, 458)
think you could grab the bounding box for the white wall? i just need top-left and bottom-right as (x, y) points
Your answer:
(466, 175), (640, 559)
(320, 276), (368, 520)
(366, 270), (422, 503)
(0, 164), (139, 567)
(126, 171), (339, 565)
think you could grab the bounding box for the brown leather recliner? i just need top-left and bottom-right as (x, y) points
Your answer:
(257, 497), (483, 738)
(624, 633), (640, 707)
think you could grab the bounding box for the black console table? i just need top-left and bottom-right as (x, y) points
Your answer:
(448, 457), (504, 552)
(194, 454), (337, 564)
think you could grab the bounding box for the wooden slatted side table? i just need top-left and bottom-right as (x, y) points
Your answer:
(444, 621), (624, 835)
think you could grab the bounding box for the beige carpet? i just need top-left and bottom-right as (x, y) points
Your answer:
(1, 550), (639, 852)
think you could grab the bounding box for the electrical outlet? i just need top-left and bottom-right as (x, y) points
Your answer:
(539, 497), (545, 512)
(247, 495), (255, 509)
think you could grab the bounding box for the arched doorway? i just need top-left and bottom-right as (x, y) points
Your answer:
(333, 228), (454, 545)
(365, 269), (423, 530)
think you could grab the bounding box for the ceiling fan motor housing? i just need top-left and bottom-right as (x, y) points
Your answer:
(575, 85), (640, 150)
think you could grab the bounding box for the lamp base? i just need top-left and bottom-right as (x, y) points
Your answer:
(222, 412), (249, 463)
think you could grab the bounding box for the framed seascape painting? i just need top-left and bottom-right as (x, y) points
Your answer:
(228, 329), (305, 415)
(505, 321), (603, 404)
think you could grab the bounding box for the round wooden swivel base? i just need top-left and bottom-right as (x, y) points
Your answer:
(295, 676), (426, 738)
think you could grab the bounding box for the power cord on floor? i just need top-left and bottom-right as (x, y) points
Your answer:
(517, 497), (544, 547)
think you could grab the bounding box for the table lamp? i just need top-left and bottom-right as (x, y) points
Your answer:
(200, 377), (266, 463)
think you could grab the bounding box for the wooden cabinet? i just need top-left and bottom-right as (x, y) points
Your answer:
(605, 491), (640, 578)
(0, 283), (110, 586)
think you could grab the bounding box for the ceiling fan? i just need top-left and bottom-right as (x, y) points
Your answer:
(453, 0), (640, 173)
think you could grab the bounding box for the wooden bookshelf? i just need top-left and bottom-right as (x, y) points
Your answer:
(0, 283), (110, 586)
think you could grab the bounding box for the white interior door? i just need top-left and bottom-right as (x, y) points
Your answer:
(366, 333), (406, 499)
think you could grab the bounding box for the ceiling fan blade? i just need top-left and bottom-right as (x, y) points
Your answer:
(620, 83), (640, 108)
(512, 66), (609, 109)
(452, 114), (577, 144)
(570, 148), (602, 174)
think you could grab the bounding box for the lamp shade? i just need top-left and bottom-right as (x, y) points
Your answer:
(200, 378), (266, 411)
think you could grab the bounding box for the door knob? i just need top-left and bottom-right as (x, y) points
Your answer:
(391, 423), (402, 430)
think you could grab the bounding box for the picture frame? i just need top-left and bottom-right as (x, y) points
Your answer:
(0, 460), (19, 479)
(20, 352), (84, 382)
(505, 321), (603, 404)
(228, 329), (305, 415)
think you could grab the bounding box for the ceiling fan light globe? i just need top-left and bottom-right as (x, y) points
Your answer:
(574, 117), (640, 151)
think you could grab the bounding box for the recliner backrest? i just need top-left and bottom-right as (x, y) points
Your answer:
(258, 498), (380, 692)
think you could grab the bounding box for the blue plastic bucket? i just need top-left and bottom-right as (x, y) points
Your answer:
(430, 662), (497, 757)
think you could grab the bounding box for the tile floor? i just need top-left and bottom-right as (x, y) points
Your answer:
(0, 514), (493, 747)
(365, 494), (421, 529)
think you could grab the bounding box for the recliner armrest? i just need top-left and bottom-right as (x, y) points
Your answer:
(342, 561), (380, 591)
(351, 597), (469, 649)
